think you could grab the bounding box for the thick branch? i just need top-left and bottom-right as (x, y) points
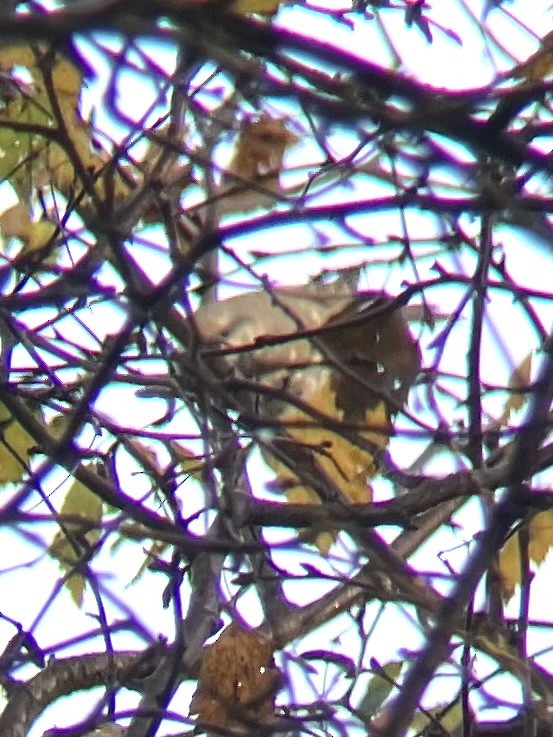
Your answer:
(0, 648), (168, 737)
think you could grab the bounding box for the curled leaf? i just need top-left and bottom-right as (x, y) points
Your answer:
(504, 352), (532, 419)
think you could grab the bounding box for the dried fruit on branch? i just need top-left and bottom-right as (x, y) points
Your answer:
(190, 623), (280, 732)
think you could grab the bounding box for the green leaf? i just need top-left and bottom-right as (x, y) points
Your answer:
(411, 700), (463, 737)
(355, 661), (403, 722)
(49, 479), (103, 607)
(0, 401), (36, 484)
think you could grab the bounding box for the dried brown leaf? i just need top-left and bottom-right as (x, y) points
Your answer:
(229, 118), (297, 183)
(191, 624), (279, 732)
(221, 117), (297, 213)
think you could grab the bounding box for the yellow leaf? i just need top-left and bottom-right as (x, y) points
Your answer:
(498, 509), (553, 602)
(27, 220), (57, 252)
(0, 98), (39, 195)
(286, 487), (333, 552)
(439, 700), (464, 735)
(49, 479), (103, 607)
(0, 204), (57, 260)
(528, 510), (553, 566)
(312, 531), (334, 554)
(497, 352), (532, 428)
(507, 352), (532, 413)
(51, 56), (83, 98)
(0, 45), (37, 71)
(0, 43), (133, 203)
(47, 413), (70, 438)
(0, 46), (61, 196)
(498, 532), (520, 602)
(170, 442), (205, 481)
(0, 126), (26, 184)
(287, 487), (320, 505)
(0, 204), (28, 247)
(230, 0), (282, 14)
(0, 44), (82, 100)
(66, 571), (86, 607)
(270, 384), (388, 504)
(411, 701), (463, 737)
(264, 380), (389, 552)
(0, 401), (36, 483)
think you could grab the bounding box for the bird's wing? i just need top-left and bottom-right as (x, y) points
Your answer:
(189, 282), (357, 377)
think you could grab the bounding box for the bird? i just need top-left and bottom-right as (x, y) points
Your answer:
(185, 278), (421, 549)
(188, 279), (420, 416)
